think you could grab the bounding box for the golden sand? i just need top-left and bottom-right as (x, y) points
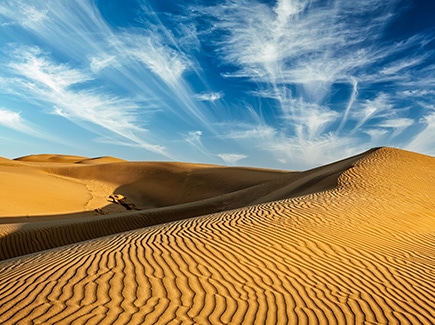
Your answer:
(0, 147), (434, 324)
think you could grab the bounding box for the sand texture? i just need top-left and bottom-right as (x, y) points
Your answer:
(0, 147), (434, 324)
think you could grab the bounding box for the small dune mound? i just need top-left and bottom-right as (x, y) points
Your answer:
(15, 154), (89, 164)
(0, 156), (16, 166)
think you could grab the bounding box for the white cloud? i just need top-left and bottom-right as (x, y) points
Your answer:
(0, 1), (48, 29)
(378, 118), (414, 137)
(182, 130), (217, 160)
(185, 130), (202, 141)
(406, 113), (435, 156)
(417, 102), (435, 111)
(218, 153), (247, 165)
(352, 93), (394, 130)
(0, 107), (41, 136)
(222, 125), (277, 140)
(217, 120), (366, 169)
(380, 56), (427, 75)
(338, 77), (359, 131)
(0, 1), (113, 61)
(122, 34), (188, 87)
(399, 89), (435, 98)
(0, 108), (24, 128)
(203, 0), (398, 95)
(194, 92), (223, 102)
(198, 0), (432, 159)
(9, 47), (92, 91)
(5, 46), (168, 156)
(267, 133), (365, 170)
(363, 129), (388, 141)
(1, 0), (214, 131)
(286, 100), (339, 140)
(89, 54), (119, 73)
(93, 136), (167, 155)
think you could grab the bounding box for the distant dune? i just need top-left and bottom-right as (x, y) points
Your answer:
(15, 153), (91, 163)
(0, 147), (434, 324)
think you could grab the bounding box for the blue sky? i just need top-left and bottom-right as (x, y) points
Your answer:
(0, 0), (434, 169)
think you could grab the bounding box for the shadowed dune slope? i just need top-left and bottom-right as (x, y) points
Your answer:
(0, 159), (270, 219)
(0, 147), (434, 324)
(3, 154), (290, 217)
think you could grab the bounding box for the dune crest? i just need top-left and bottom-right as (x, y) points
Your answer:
(0, 147), (434, 324)
(75, 156), (127, 164)
(15, 154), (90, 163)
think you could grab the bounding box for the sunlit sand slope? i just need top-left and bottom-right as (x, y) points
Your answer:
(0, 158), (91, 216)
(0, 148), (434, 324)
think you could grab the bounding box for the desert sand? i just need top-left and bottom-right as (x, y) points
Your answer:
(0, 147), (434, 324)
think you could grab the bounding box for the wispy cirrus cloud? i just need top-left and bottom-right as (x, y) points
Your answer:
(89, 54), (119, 74)
(217, 153), (247, 165)
(9, 47), (92, 91)
(183, 130), (210, 157)
(378, 118), (414, 138)
(194, 92), (223, 102)
(0, 108), (35, 135)
(221, 125), (277, 140)
(351, 93), (395, 131)
(0, 1), (48, 29)
(193, 0), (435, 165)
(5, 45), (167, 155)
(0, 107), (58, 144)
(363, 129), (389, 142)
(0, 0), (219, 158)
(379, 55), (428, 76)
(266, 133), (364, 170)
(120, 33), (188, 89)
(405, 111), (435, 156)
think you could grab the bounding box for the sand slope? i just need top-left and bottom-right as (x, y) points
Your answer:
(0, 159), (91, 217)
(0, 147), (434, 324)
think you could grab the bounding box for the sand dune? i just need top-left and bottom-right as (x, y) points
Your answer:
(0, 147), (434, 324)
(15, 154), (91, 164)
